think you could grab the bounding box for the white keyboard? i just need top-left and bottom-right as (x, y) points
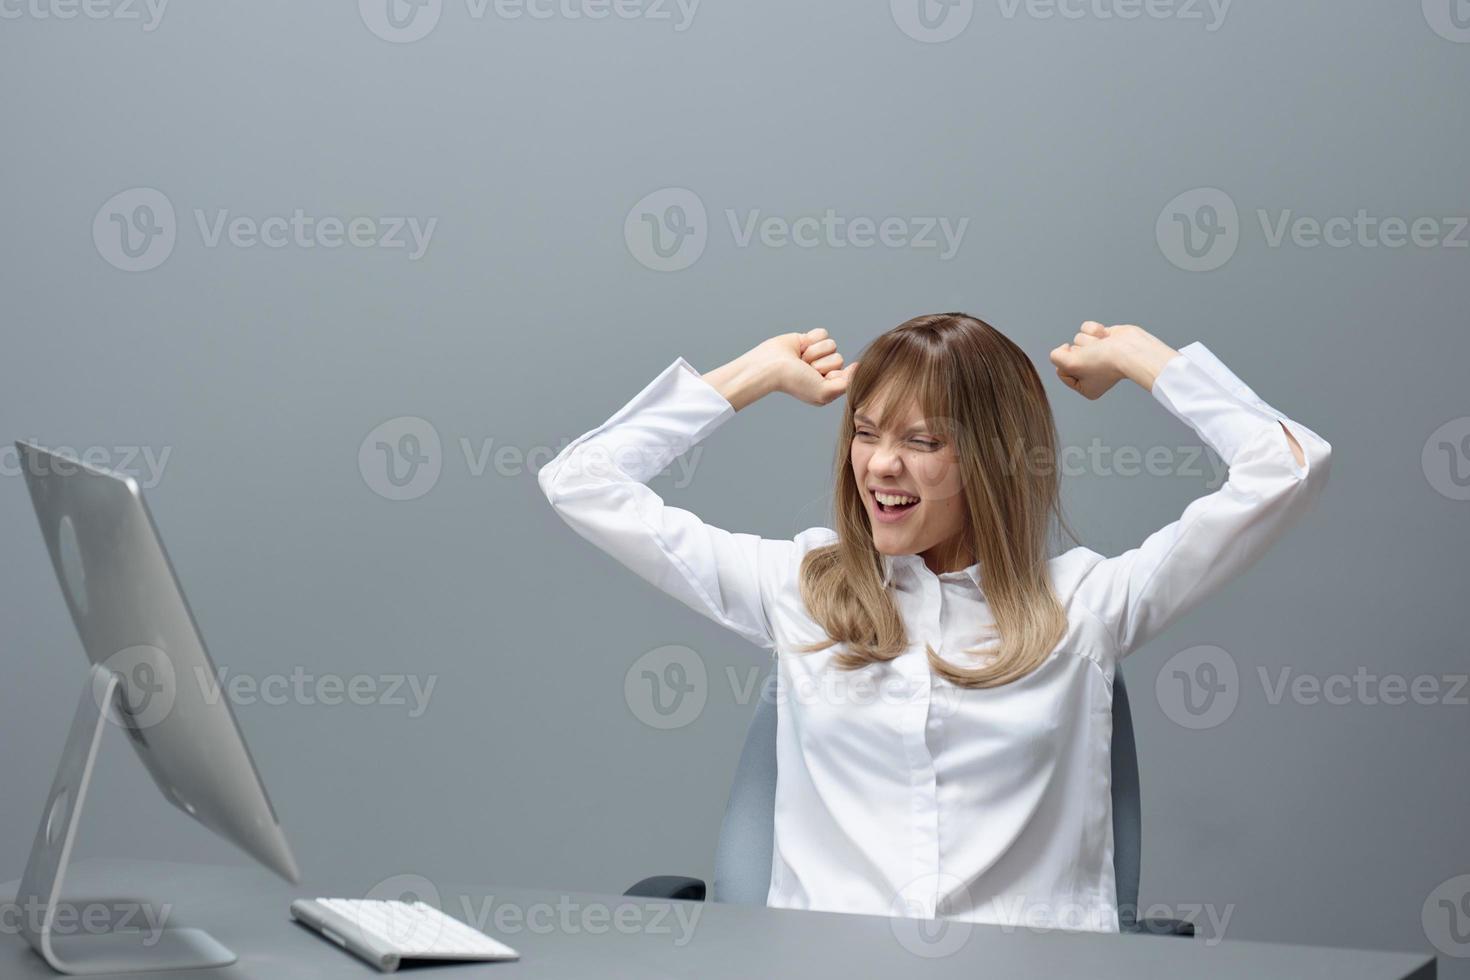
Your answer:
(291, 897), (520, 972)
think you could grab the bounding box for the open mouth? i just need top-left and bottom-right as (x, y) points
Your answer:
(871, 490), (921, 519)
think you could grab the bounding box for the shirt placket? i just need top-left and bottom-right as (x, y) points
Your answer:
(898, 569), (942, 918)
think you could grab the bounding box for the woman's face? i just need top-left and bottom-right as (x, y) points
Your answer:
(850, 396), (969, 566)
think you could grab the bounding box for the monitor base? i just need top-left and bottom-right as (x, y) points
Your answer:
(33, 929), (236, 975)
(15, 665), (238, 974)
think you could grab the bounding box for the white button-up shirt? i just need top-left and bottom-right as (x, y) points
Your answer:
(539, 341), (1331, 932)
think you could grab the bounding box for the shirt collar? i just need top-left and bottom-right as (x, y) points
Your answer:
(881, 553), (982, 589)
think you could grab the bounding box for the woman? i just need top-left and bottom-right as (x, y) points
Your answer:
(538, 314), (1331, 932)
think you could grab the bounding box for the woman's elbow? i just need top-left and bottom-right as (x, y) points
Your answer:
(1305, 431), (1332, 489)
(1276, 420), (1332, 490)
(1287, 427), (1333, 504)
(537, 458), (566, 510)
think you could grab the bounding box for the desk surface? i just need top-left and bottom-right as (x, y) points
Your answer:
(1, 859), (1437, 979)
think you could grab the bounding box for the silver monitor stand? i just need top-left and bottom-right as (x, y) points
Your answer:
(17, 665), (237, 973)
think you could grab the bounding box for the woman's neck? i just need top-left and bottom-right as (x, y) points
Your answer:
(921, 536), (975, 576)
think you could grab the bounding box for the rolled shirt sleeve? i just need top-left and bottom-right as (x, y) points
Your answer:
(538, 357), (791, 651)
(1074, 341), (1333, 660)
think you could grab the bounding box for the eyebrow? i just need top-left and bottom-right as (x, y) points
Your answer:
(853, 414), (936, 437)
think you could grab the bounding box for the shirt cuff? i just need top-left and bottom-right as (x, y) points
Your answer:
(576, 356), (736, 478)
(667, 355), (738, 427)
(1175, 341), (1292, 420)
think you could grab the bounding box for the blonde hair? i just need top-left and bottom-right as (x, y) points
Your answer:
(797, 313), (1076, 689)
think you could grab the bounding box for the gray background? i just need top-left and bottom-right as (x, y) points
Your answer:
(2, 0), (1467, 973)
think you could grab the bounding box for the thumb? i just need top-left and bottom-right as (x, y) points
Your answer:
(823, 361), (858, 396)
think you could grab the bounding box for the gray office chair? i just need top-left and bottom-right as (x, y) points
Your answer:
(626, 666), (1195, 937)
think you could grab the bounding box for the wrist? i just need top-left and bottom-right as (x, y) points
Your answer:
(702, 350), (778, 411)
(1118, 336), (1180, 392)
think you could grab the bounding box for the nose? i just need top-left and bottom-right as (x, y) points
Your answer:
(868, 442), (903, 478)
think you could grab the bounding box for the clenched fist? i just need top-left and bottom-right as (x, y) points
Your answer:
(1050, 322), (1179, 399)
(704, 328), (860, 410)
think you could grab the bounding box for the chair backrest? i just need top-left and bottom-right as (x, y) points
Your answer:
(710, 669), (781, 904)
(711, 664), (1144, 929)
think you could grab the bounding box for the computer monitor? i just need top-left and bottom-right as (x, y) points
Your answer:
(13, 441), (299, 974)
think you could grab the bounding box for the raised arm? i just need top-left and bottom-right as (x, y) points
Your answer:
(1052, 322), (1332, 660)
(537, 329), (855, 650)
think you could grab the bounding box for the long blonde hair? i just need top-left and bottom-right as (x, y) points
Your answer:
(797, 313), (1075, 689)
